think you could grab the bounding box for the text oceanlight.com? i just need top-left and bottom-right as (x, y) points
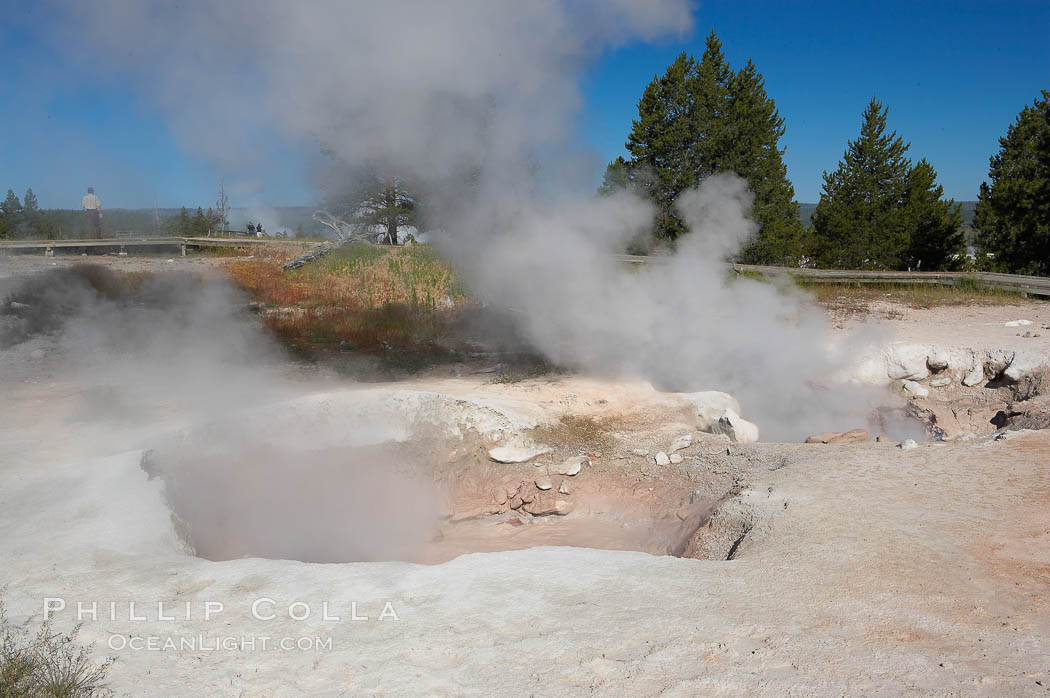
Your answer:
(108, 634), (333, 652)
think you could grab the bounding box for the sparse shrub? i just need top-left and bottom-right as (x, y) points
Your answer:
(0, 600), (113, 697)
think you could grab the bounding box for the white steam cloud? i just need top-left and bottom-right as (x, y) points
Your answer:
(53, 0), (878, 439)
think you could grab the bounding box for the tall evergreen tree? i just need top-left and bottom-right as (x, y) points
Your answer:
(625, 51), (699, 239)
(725, 59), (804, 264)
(902, 159), (964, 270)
(191, 207), (210, 236)
(811, 98), (962, 270)
(615, 31), (802, 261)
(22, 188), (38, 217)
(974, 91), (1050, 275)
(1, 190), (22, 216)
(810, 98), (913, 268)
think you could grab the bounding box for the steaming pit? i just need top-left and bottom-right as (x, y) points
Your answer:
(142, 387), (733, 565)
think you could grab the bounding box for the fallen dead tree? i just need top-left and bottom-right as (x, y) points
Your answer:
(281, 210), (381, 271)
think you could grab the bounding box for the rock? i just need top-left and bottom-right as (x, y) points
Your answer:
(710, 408), (759, 443)
(491, 488), (508, 505)
(929, 376), (951, 388)
(630, 449), (649, 457)
(830, 429), (868, 444)
(654, 451), (671, 466)
(535, 476), (553, 491)
(523, 497), (573, 516)
(899, 439), (918, 451)
(1003, 319), (1032, 327)
(902, 380), (929, 398)
(554, 456), (589, 476)
(669, 435), (693, 453)
(487, 445), (553, 464)
(669, 453), (684, 464)
(926, 350), (950, 372)
(962, 365), (985, 387)
(558, 479), (572, 495)
(885, 344), (930, 381)
(805, 429), (868, 445)
(684, 391), (741, 430)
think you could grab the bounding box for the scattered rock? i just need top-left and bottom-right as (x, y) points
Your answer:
(669, 453), (684, 464)
(669, 434), (693, 453)
(885, 344), (930, 380)
(491, 488), (508, 505)
(684, 391), (741, 430)
(654, 451), (671, 466)
(535, 476), (553, 491)
(1003, 319), (1032, 327)
(805, 429), (869, 445)
(554, 455), (589, 476)
(926, 350), (950, 372)
(929, 376), (951, 388)
(899, 439), (918, 451)
(523, 498), (573, 516)
(558, 479), (572, 495)
(710, 408), (759, 443)
(488, 445), (553, 464)
(962, 365), (985, 387)
(902, 380), (929, 398)
(630, 448), (649, 457)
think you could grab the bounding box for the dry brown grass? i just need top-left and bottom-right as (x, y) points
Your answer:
(802, 281), (1033, 318)
(227, 244), (471, 362)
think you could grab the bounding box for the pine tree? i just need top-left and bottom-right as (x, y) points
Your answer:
(974, 91), (1050, 275)
(725, 59), (804, 265)
(173, 207), (191, 237)
(22, 188), (38, 217)
(616, 31), (802, 257)
(810, 98), (912, 269)
(191, 207), (209, 236)
(625, 52), (699, 239)
(902, 159), (964, 270)
(1, 190), (22, 216)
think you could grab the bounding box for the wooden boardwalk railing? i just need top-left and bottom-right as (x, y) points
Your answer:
(2, 239), (1047, 298)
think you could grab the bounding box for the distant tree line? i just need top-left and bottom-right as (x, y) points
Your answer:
(602, 31), (1049, 275)
(0, 194), (225, 240)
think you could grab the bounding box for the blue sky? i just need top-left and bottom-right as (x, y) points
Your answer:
(1, 1), (1047, 210)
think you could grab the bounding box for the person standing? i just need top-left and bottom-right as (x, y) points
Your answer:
(81, 187), (102, 239)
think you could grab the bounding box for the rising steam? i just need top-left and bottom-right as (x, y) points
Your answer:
(51, 0), (878, 438)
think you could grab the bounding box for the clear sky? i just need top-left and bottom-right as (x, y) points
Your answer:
(1, 1), (1047, 210)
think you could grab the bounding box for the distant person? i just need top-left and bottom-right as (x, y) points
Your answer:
(247, 223), (256, 237)
(81, 187), (102, 239)
(256, 223), (264, 237)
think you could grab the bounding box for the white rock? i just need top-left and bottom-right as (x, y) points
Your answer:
(669, 454), (684, 464)
(535, 476), (553, 490)
(962, 366), (985, 387)
(929, 376), (951, 388)
(554, 456), (589, 476)
(669, 434), (693, 453)
(902, 380), (929, 398)
(654, 451), (671, 466)
(630, 449), (649, 457)
(558, 479), (572, 495)
(884, 344), (930, 381)
(488, 445), (553, 464)
(899, 439), (918, 451)
(684, 391), (741, 430)
(1003, 319), (1032, 327)
(926, 349), (950, 372)
(710, 408), (759, 443)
